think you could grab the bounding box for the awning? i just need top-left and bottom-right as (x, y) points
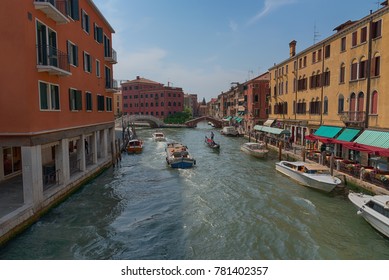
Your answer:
(354, 130), (389, 149)
(336, 128), (361, 142)
(314, 126), (343, 138)
(223, 116), (232, 121)
(254, 125), (290, 135)
(236, 117), (243, 123)
(263, 119), (276, 127)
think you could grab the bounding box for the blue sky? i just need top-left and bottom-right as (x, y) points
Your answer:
(94, 0), (380, 101)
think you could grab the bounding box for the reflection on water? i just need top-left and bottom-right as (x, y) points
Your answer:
(1, 122), (389, 260)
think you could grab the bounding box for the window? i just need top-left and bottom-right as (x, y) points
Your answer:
(372, 19), (382, 39)
(96, 59), (100, 77)
(39, 81), (60, 110)
(312, 51), (316, 63)
(67, 41), (78, 66)
(372, 55), (380, 76)
(103, 35), (111, 58)
(67, 0), (79, 20)
(106, 97), (112, 111)
(94, 23), (103, 43)
(360, 26), (367, 43)
(83, 52), (91, 73)
(371, 91), (378, 114)
(317, 49), (322, 61)
(105, 66), (112, 88)
(338, 94), (344, 113)
(352, 31), (358, 47)
(81, 9), (90, 33)
(359, 58), (367, 79)
(36, 21), (57, 67)
(324, 44), (331, 58)
(97, 95), (105, 111)
(323, 69), (330, 86)
(339, 63), (345, 83)
(69, 88), (82, 111)
(86, 91), (92, 111)
(341, 37), (346, 52)
(351, 60), (358, 80)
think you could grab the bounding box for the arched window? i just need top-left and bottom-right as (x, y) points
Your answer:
(372, 53), (381, 77)
(351, 59), (358, 80)
(338, 94), (344, 113)
(349, 92), (356, 112)
(371, 90), (378, 114)
(340, 63), (345, 83)
(357, 92), (364, 112)
(323, 96), (328, 114)
(359, 56), (367, 79)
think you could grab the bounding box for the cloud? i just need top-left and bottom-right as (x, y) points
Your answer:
(248, 0), (296, 25)
(229, 20), (238, 32)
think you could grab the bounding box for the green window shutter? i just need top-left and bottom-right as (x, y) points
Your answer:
(72, 0), (79, 21)
(74, 45), (78, 66)
(69, 89), (73, 110)
(97, 27), (103, 43)
(39, 82), (48, 109)
(76, 90), (82, 110)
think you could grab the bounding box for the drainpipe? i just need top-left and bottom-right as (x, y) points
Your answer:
(320, 43), (325, 125)
(365, 11), (373, 129)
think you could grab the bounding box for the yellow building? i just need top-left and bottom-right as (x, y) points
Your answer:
(268, 3), (389, 153)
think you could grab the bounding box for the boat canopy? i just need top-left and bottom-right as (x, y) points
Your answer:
(254, 125), (290, 135)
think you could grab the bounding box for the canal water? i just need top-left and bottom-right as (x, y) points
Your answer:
(1, 122), (389, 260)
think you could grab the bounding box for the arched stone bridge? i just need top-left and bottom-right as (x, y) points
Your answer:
(115, 115), (165, 128)
(185, 116), (223, 128)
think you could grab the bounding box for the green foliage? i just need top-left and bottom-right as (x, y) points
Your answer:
(164, 110), (192, 124)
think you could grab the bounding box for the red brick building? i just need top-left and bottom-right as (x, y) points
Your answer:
(121, 76), (184, 119)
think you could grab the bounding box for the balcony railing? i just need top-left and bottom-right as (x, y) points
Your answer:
(104, 48), (117, 64)
(339, 111), (365, 126)
(33, 0), (69, 24)
(36, 44), (71, 76)
(105, 78), (118, 92)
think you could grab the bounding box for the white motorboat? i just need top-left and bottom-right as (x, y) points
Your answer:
(348, 192), (389, 238)
(241, 142), (268, 158)
(152, 131), (166, 141)
(275, 161), (341, 192)
(165, 142), (196, 169)
(220, 126), (239, 136)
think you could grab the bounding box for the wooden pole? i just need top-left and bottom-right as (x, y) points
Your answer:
(302, 147), (306, 162)
(278, 141), (282, 161)
(330, 154), (334, 176)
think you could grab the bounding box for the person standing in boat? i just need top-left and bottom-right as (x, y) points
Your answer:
(210, 131), (214, 140)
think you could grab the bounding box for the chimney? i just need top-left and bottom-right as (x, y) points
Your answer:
(136, 76), (140, 80)
(289, 40), (297, 57)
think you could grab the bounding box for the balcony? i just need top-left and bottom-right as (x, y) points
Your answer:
(104, 48), (117, 64)
(36, 45), (71, 76)
(339, 111), (366, 127)
(106, 79), (118, 93)
(33, 0), (69, 24)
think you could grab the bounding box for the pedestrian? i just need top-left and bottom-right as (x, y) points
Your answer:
(85, 139), (89, 154)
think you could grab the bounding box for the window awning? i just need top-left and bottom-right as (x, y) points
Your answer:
(263, 119), (276, 126)
(314, 126), (343, 138)
(336, 128), (361, 142)
(254, 125), (290, 135)
(223, 116), (232, 121)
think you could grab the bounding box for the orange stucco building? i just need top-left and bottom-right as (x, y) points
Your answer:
(0, 0), (117, 244)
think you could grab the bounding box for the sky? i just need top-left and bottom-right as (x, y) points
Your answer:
(93, 0), (381, 101)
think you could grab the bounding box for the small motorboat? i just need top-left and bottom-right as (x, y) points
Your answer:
(220, 126), (239, 136)
(275, 161), (341, 192)
(348, 192), (389, 238)
(165, 142), (196, 169)
(240, 142), (268, 158)
(205, 136), (220, 149)
(152, 131), (166, 141)
(127, 139), (143, 154)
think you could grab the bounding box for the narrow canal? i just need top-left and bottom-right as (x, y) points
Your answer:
(1, 122), (389, 259)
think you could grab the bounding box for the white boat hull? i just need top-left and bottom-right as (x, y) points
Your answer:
(241, 144), (268, 158)
(275, 161), (340, 193)
(348, 193), (389, 238)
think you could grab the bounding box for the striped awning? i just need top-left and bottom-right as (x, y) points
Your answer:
(254, 125), (290, 135)
(354, 130), (389, 149)
(263, 119), (275, 126)
(336, 128), (361, 142)
(314, 126), (343, 138)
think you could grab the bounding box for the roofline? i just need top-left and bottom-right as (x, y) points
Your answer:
(269, 5), (389, 70)
(88, 0), (115, 33)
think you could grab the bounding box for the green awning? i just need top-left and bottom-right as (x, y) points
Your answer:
(254, 125), (290, 135)
(236, 117), (242, 123)
(354, 130), (389, 149)
(336, 128), (361, 142)
(314, 126), (342, 138)
(224, 116), (232, 121)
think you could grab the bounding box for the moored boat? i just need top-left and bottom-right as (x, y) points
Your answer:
(165, 142), (196, 169)
(240, 142), (268, 158)
(348, 192), (389, 238)
(220, 126), (239, 136)
(127, 139), (143, 154)
(152, 131), (166, 141)
(275, 161), (341, 192)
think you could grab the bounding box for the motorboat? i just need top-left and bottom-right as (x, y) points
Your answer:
(348, 192), (389, 238)
(240, 142), (268, 158)
(152, 131), (166, 141)
(126, 139), (143, 154)
(275, 161), (341, 192)
(204, 136), (220, 149)
(220, 126), (239, 136)
(165, 142), (196, 169)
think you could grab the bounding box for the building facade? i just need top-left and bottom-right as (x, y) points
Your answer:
(121, 76), (184, 119)
(268, 3), (389, 152)
(0, 0), (117, 243)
